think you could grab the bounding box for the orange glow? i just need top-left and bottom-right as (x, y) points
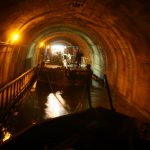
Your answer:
(39, 42), (44, 47)
(2, 128), (12, 142)
(33, 81), (37, 89)
(30, 81), (37, 92)
(46, 45), (50, 49)
(2, 132), (12, 142)
(11, 33), (19, 43)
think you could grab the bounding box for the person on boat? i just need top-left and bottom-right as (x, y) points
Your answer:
(86, 64), (93, 87)
(63, 54), (68, 68)
(76, 51), (83, 68)
(41, 61), (45, 68)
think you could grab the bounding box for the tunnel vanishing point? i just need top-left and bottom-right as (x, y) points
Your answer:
(0, 0), (150, 119)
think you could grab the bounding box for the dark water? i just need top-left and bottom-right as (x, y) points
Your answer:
(2, 81), (149, 145)
(0, 80), (106, 143)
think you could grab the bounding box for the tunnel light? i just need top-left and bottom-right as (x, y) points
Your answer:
(12, 33), (19, 43)
(51, 44), (66, 54)
(2, 132), (12, 142)
(46, 45), (50, 49)
(39, 42), (44, 48)
(2, 127), (12, 142)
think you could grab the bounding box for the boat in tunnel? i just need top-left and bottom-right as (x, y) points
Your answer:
(37, 44), (93, 88)
(0, 65), (149, 149)
(0, 105), (149, 150)
(0, 0), (150, 149)
(0, 35), (149, 150)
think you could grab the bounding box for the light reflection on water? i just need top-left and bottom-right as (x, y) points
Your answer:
(0, 84), (90, 143)
(44, 91), (70, 119)
(0, 127), (12, 143)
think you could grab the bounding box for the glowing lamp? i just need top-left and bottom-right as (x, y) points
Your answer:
(12, 33), (19, 43)
(39, 42), (44, 47)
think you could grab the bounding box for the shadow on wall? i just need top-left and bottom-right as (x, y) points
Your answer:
(25, 58), (32, 70)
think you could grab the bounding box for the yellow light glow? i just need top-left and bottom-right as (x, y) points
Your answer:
(33, 81), (37, 89)
(39, 42), (44, 47)
(47, 45), (50, 49)
(12, 33), (19, 43)
(2, 127), (12, 142)
(2, 132), (12, 142)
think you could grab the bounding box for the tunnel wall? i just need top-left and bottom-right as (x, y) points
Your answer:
(100, 7), (150, 117)
(0, 45), (28, 87)
(132, 35), (150, 117)
(0, 0), (150, 118)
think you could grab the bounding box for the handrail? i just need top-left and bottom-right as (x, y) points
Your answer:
(0, 41), (29, 47)
(87, 80), (92, 109)
(104, 74), (115, 111)
(0, 67), (37, 121)
(0, 68), (35, 92)
(89, 73), (115, 111)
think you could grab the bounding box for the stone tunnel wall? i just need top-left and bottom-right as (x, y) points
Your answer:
(0, 0), (150, 118)
(0, 45), (28, 87)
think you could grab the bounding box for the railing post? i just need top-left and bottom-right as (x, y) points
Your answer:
(1, 91), (4, 111)
(0, 67), (37, 122)
(104, 74), (115, 111)
(87, 80), (92, 109)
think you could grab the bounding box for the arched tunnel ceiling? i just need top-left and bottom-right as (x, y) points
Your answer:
(34, 31), (91, 55)
(30, 29), (92, 64)
(1, 0), (150, 65)
(0, 0), (150, 118)
(28, 26), (99, 76)
(1, 0), (150, 69)
(0, 0), (149, 44)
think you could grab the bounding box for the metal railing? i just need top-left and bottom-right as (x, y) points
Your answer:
(103, 74), (115, 111)
(0, 67), (37, 121)
(92, 73), (115, 111)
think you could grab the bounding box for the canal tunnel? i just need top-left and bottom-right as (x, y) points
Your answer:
(0, 0), (150, 147)
(0, 0), (150, 118)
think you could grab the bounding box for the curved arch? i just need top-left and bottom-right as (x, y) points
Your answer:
(27, 26), (105, 78)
